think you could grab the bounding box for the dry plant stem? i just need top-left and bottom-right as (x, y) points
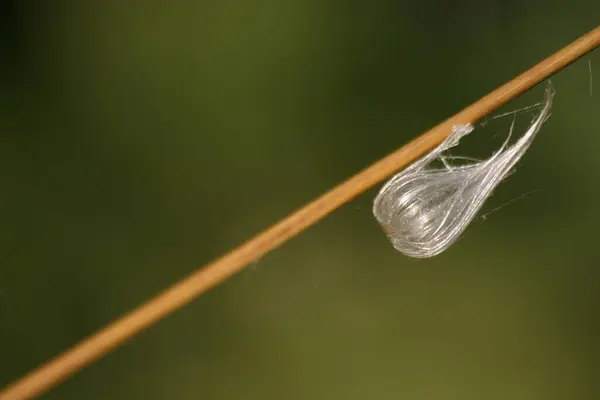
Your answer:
(2, 26), (599, 400)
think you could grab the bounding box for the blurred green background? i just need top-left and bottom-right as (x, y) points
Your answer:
(1, 1), (599, 399)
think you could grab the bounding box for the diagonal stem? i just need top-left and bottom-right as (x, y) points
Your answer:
(1, 25), (599, 400)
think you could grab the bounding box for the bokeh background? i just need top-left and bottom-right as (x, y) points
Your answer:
(1, 1), (599, 399)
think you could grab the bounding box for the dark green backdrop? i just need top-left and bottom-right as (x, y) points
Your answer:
(1, 1), (599, 399)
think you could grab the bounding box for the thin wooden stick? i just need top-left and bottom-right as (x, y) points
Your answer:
(2, 26), (599, 400)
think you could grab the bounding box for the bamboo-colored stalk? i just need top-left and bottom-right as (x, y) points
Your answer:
(2, 25), (599, 400)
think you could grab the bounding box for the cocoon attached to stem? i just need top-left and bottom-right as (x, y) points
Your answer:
(373, 82), (554, 258)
